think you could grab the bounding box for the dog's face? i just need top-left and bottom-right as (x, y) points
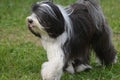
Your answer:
(26, 1), (65, 38)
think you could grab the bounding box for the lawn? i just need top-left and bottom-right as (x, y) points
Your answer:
(0, 0), (120, 80)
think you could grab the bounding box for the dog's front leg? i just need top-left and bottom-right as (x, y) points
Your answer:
(41, 57), (64, 80)
(40, 36), (66, 80)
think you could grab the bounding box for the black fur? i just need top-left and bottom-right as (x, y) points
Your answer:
(63, 0), (116, 67)
(29, 0), (116, 72)
(63, 1), (116, 68)
(32, 1), (65, 38)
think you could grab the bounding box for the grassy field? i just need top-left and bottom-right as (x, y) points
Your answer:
(0, 0), (120, 80)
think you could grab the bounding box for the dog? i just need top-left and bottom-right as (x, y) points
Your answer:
(26, 0), (117, 80)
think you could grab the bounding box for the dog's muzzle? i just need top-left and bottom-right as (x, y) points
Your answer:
(26, 17), (34, 28)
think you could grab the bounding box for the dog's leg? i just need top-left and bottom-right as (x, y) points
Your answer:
(41, 43), (65, 80)
(65, 47), (92, 73)
(75, 64), (92, 72)
(65, 59), (92, 73)
(65, 61), (75, 74)
(73, 59), (92, 73)
(41, 59), (64, 80)
(92, 24), (117, 65)
(74, 47), (92, 73)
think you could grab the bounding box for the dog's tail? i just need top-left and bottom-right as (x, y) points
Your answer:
(77, 0), (105, 31)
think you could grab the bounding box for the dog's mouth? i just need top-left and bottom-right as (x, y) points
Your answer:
(27, 23), (35, 28)
(27, 23), (41, 37)
(27, 23), (38, 34)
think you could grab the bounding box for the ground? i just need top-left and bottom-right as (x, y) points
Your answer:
(0, 0), (120, 80)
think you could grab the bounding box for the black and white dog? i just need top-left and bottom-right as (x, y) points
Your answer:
(26, 0), (117, 80)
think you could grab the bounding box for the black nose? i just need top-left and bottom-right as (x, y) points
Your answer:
(28, 19), (33, 23)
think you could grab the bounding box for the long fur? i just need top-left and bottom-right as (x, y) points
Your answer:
(26, 0), (117, 80)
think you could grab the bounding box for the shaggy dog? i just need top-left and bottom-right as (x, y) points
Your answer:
(26, 0), (117, 80)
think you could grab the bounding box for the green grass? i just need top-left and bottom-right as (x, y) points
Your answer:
(0, 0), (120, 80)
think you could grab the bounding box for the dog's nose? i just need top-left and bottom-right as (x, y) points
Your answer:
(28, 19), (33, 24)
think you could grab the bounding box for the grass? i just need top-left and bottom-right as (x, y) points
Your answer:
(0, 0), (120, 80)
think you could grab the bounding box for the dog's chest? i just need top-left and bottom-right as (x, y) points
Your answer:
(41, 37), (64, 61)
(40, 32), (67, 61)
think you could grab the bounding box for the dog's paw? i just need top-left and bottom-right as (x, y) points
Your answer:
(41, 62), (62, 80)
(65, 63), (75, 74)
(75, 64), (92, 72)
(41, 67), (60, 80)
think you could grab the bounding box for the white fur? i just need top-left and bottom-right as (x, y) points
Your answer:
(41, 60), (63, 80)
(65, 62), (75, 74)
(57, 5), (73, 39)
(40, 5), (74, 80)
(26, 14), (47, 34)
(41, 32), (67, 80)
(27, 3), (73, 80)
(27, 12), (65, 80)
(41, 32), (67, 60)
(114, 55), (117, 63)
(75, 64), (92, 72)
(40, 3), (57, 19)
(26, 1), (117, 80)
(96, 57), (102, 65)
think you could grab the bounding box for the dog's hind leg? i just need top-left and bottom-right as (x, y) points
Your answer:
(72, 46), (92, 73)
(65, 61), (75, 74)
(65, 59), (92, 73)
(66, 47), (92, 73)
(73, 58), (92, 73)
(92, 24), (117, 65)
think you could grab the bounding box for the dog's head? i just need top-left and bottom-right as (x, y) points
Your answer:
(26, 1), (65, 38)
